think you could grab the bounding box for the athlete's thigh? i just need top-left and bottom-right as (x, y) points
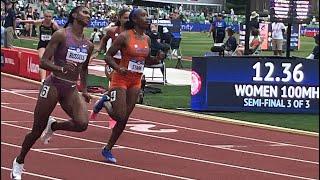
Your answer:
(59, 89), (88, 123)
(108, 87), (127, 118)
(33, 83), (59, 129)
(125, 87), (140, 118)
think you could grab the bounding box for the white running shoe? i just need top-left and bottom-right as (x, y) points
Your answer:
(10, 158), (24, 180)
(40, 117), (56, 144)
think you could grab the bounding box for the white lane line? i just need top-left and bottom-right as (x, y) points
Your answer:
(129, 116), (319, 151)
(34, 146), (124, 151)
(2, 87), (318, 151)
(2, 123), (318, 180)
(2, 142), (195, 180)
(1, 166), (63, 180)
(2, 105), (318, 165)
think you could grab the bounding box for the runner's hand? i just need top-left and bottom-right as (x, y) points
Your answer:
(63, 62), (77, 74)
(117, 67), (128, 75)
(82, 92), (92, 103)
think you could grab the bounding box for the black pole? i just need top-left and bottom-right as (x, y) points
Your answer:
(286, 23), (292, 58)
(244, 0), (251, 55)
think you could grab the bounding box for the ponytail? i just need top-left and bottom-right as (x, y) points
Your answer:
(124, 8), (139, 30)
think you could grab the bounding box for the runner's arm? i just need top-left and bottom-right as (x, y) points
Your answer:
(97, 28), (112, 52)
(105, 32), (126, 72)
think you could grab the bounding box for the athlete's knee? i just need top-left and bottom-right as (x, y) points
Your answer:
(74, 120), (88, 132)
(78, 122), (88, 132)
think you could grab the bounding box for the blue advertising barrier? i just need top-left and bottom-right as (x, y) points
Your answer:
(53, 17), (317, 35)
(181, 23), (240, 33)
(191, 56), (319, 114)
(54, 18), (108, 28)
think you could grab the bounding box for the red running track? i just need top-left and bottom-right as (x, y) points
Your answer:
(1, 75), (319, 180)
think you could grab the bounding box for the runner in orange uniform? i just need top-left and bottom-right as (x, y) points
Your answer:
(90, 9), (130, 129)
(98, 8), (165, 163)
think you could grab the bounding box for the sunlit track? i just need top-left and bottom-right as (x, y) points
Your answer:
(1, 75), (318, 180)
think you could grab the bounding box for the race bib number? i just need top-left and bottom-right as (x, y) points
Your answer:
(110, 90), (116, 102)
(66, 47), (88, 63)
(105, 65), (113, 75)
(41, 34), (52, 41)
(128, 59), (144, 73)
(40, 85), (50, 98)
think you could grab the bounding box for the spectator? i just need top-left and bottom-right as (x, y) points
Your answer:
(90, 27), (101, 44)
(147, 23), (170, 78)
(235, 29), (261, 56)
(224, 27), (237, 55)
(249, 11), (259, 31)
(33, 8), (40, 20)
(3, 0), (17, 48)
(306, 34), (319, 60)
(25, 6), (33, 37)
(271, 21), (286, 56)
(161, 27), (172, 45)
(208, 13), (226, 43)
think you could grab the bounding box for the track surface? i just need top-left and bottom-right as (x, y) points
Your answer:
(1, 75), (319, 180)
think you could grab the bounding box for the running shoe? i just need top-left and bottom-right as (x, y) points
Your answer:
(90, 94), (110, 120)
(102, 148), (117, 163)
(40, 117), (56, 144)
(10, 158), (24, 180)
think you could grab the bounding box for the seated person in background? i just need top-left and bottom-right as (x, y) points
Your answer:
(147, 24), (162, 56)
(235, 29), (261, 56)
(210, 27), (237, 56)
(147, 24), (170, 77)
(224, 27), (237, 55)
(90, 27), (102, 45)
(161, 27), (172, 45)
(306, 34), (319, 60)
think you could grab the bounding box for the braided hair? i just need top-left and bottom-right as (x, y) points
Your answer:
(64, 6), (84, 28)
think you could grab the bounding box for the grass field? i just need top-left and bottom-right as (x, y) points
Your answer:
(12, 31), (319, 133)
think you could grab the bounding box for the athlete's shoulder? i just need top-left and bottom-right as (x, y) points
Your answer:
(51, 28), (66, 40)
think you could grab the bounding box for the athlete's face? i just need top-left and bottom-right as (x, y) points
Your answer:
(44, 12), (52, 22)
(134, 9), (149, 30)
(119, 12), (129, 26)
(76, 7), (91, 27)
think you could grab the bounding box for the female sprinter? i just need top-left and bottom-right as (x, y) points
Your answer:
(17, 10), (59, 83)
(11, 6), (93, 179)
(99, 8), (165, 163)
(90, 8), (130, 129)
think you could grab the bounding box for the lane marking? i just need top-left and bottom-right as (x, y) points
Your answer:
(1, 167), (63, 180)
(2, 87), (318, 151)
(33, 146), (124, 151)
(2, 72), (318, 138)
(2, 105), (318, 165)
(2, 142), (195, 180)
(126, 124), (177, 133)
(2, 135), (317, 180)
